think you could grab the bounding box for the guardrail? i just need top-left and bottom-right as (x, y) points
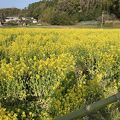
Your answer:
(57, 93), (120, 120)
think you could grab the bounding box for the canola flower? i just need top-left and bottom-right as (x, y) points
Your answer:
(0, 107), (17, 120)
(0, 28), (120, 120)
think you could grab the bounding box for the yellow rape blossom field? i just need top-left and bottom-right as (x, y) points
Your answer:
(0, 28), (120, 120)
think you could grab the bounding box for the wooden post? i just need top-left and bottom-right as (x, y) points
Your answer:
(57, 93), (120, 120)
(101, 11), (104, 28)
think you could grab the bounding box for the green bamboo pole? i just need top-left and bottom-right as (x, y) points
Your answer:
(57, 93), (120, 120)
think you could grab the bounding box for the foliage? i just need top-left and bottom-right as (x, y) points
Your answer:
(0, 28), (120, 120)
(0, 107), (17, 120)
(109, 0), (120, 18)
(25, 0), (120, 24)
(0, 0), (120, 25)
(0, 8), (21, 17)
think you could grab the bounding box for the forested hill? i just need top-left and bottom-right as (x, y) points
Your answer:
(0, 0), (120, 25)
(0, 8), (21, 17)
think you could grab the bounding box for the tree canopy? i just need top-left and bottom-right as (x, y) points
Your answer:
(0, 0), (120, 25)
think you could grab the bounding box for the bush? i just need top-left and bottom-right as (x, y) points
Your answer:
(51, 11), (77, 25)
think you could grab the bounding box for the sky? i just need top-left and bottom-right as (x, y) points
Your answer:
(0, 0), (40, 9)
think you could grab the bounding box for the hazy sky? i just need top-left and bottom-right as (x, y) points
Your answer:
(0, 0), (40, 9)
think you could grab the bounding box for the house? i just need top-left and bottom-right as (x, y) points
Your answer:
(33, 19), (37, 24)
(97, 13), (117, 23)
(0, 16), (38, 26)
(5, 17), (20, 22)
(21, 17), (37, 24)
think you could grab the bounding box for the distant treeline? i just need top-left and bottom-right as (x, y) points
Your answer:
(0, 0), (120, 25)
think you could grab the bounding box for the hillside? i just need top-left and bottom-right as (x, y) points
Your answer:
(0, 0), (120, 25)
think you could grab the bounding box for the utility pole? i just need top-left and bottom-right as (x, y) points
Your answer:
(101, 11), (105, 28)
(101, 0), (105, 28)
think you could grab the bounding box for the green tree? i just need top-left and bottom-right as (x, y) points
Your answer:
(109, 0), (120, 18)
